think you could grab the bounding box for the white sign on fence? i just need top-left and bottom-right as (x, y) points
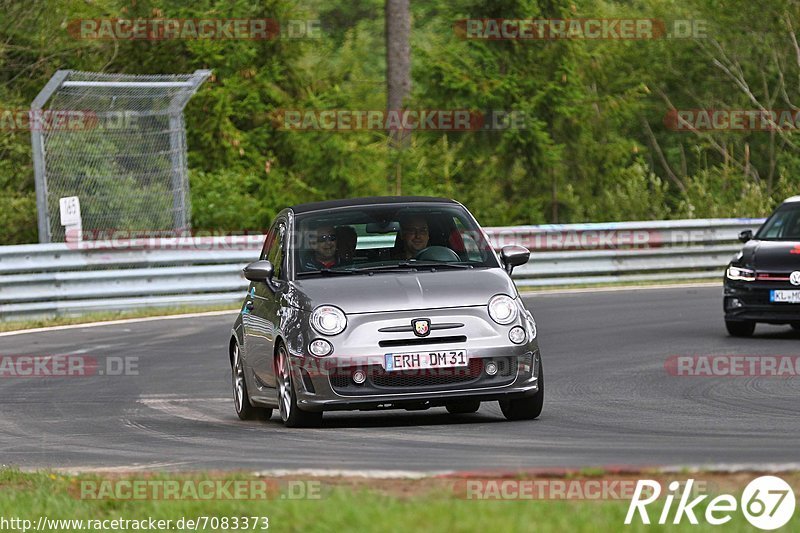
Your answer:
(59, 196), (82, 243)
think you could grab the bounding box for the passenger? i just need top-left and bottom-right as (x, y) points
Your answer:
(305, 224), (338, 270)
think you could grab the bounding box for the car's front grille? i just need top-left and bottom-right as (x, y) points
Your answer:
(756, 272), (793, 282)
(328, 356), (517, 395)
(372, 358), (483, 387)
(330, 373), (353, 389)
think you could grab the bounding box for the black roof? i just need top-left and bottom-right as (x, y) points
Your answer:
(290, 196), (458, 214)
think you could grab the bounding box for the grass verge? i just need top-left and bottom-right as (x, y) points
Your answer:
(519, 278), (721, 292)
(0, 469), (796, 532)
(0, 304), (239, 333)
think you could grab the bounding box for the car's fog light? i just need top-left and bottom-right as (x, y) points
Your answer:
(352, 369), (367, 384)
(509, 326), (526, 344)
(309, 339), (333, 356)
(485, 361), (498, 376)
(727, 298), (744, 309)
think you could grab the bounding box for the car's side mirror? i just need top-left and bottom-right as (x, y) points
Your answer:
(738, 230), (753, 243)
(243, 260), (274, 283)
(500, 245), (530, 275)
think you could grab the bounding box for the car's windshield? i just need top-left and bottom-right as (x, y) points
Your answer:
(755, 203), (800, 240)
(293, 203), (499, 276)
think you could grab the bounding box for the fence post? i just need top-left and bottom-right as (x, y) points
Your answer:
(30, 70), (71, 244)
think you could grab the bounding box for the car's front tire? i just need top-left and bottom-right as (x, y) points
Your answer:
(500, 359), (544, 421)
(276, 343), (322, 428)
(725, 320), (756, 337)
(232, 342), (272, 421)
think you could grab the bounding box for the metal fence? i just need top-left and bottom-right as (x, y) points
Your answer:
(30, 70), (211, 243)
(481, 218), (759, 287)
(0, 218), (764, 321)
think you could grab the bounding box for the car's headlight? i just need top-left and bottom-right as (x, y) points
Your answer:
(311, 305), (347, 335)
(726, 266), (756, 282)
(488, 294), (518, 325)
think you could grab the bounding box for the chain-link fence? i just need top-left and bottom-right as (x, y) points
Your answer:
(30, 70), (211, 243)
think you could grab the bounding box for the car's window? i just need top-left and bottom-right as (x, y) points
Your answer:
(452, 216), (483, 262)
(756, 204), (800, 240)
(293, 204), (498, 276)
(266, 220), (287, 280)
(259, 218), (287, 278)
(259, 224), (276, 261)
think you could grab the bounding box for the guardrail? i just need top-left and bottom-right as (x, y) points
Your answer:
(0, 218), (765, 320)
(482, 218), (764, 287)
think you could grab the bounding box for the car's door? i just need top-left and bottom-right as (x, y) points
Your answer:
(250, 217), (289, 388)
(241, 223), (276, 387)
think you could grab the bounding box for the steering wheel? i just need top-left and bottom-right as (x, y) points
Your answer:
(415, 246), (461, 262)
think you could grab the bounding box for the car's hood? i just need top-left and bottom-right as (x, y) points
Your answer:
(290, 268), (517, 314)
(740, 240), (800, 270)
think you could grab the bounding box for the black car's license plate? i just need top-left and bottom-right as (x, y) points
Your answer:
(771, 290), (800, 303)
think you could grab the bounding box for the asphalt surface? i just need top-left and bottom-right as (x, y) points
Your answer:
(2, 285), (800, 472)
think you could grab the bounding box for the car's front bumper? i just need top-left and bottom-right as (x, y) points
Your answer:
(289, 349), (541, 412)
(285, 303), (542, 411)
(724, 279), (800, 324)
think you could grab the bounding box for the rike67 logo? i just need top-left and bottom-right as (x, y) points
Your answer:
(625, 476), (795, 530)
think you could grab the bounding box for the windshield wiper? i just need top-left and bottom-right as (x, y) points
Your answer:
(414, 262), (474, 270)
(348, 263), (417, 273)
(296, 268), (360, 277)
(298, 262), (478, 276)
(349, 262), (474, 273)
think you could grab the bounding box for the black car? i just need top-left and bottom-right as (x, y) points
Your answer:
(724, 196), (800, 336)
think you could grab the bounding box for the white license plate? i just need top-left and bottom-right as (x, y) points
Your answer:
(384, 350), (468, 371)
(771, 290), (800, 303)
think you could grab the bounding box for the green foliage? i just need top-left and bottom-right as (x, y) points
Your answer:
(1, 0), (799, 244)
(0, 193), (37, 244)
(677, 167), (776, 219)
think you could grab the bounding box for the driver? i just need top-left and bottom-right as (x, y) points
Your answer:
(397, 216), (429, 259)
